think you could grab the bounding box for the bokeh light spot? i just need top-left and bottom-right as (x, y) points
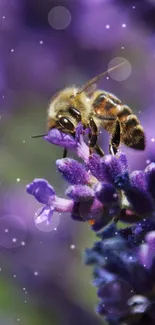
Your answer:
(0, 215), (27, 249)
(108, 57), (132, 81)
(48, 6), (71, 30)
(70, 244), (76, 250)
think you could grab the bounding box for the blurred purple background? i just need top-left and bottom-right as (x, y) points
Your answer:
(0, 0), (155, 324)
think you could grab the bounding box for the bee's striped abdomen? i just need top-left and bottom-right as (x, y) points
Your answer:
(92, 91), (145, 151)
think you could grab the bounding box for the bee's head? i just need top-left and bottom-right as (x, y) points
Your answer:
(47, 87), (84, 133)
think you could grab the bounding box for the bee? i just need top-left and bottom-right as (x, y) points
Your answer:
(33, 62), (145, 157)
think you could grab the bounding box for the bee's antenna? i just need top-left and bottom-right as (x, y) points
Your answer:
(77, 61), (126, 95)
(31, 134), (47, 138)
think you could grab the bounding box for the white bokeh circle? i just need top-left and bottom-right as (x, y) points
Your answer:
(108, 57), (132, 81)
(48, 6), (71, 30)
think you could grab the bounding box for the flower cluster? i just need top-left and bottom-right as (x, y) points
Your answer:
(27, 126), (155, 230)
(26, 125), (155, 324)
(85, 221), (155, 325)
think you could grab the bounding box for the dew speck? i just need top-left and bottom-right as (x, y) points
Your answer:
(121, 46), (125, 49)
(0, 214), (27, 249)
(105, 24), (110, 29)
(16, 178), (20, 182)
(21, 241), (25, 246)
(151, 138), (155, 142)
(14, 274), (17, 278)
(146, 160), (150, 164)
(70, 244), (76, 250)
(11, 49), (14, 52)
(34, 271), (39, 276)
(39, 40), (43, 44)
(122, 24), (126, 28)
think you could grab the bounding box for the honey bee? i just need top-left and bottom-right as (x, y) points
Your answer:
(33, 62), (145, 157)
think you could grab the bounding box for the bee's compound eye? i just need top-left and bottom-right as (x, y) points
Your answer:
(58, 116), (75, 132)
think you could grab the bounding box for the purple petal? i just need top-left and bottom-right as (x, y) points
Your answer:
(77, 138), (90, 162)
(138, 243), (151, 269)
(138, 230), (155, 269)
(145, 231), (155, 249)
(36, 206), (54, 224)
(125, 188), (153, 215)
(118, 153), (128, 171)
(26, 179), (55, 204)
(86, 154), (111, 182)
(95, 183), (119, 205)
(75, 122), (84, 142)
(145, 163), (155, 200)
(44, 129), (77, 149)
(56, 158), (89, 185)
(66, 185), (94, 202)
(125, 170), (154, 215)
(103, 155), (122, 182)
(130, 171), (147, 191)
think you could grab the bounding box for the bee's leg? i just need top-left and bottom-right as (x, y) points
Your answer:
(88, 117), (104, 157)
(63, 148), (68, 158)
(89, 117), (98, 155)
(68, 106), (82, 122)
(109, 118), (121, 155)
(95, 144), (105, 157)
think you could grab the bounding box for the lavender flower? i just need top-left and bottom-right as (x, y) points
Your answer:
(26, 126), (155, 324)
(27, 127), (155, 229)
(84, 222), (155, 325)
